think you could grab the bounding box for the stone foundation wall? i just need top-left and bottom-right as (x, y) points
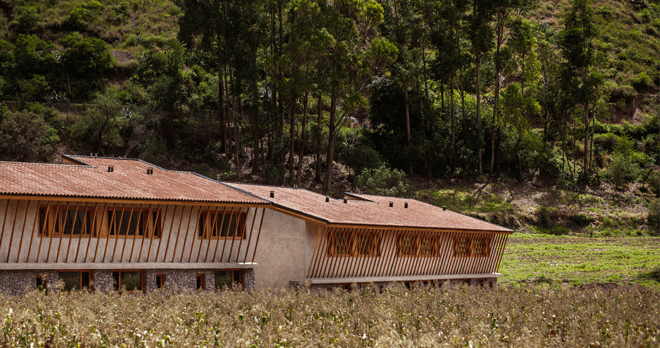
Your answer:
(0, 270), (57, 296)
(93, 270), (114, 293)
(0, 268), (257, 296)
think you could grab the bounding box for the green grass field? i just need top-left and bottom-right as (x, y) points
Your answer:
(501, 234), (660, 289)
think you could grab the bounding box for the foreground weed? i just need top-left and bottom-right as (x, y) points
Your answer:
(0, 285), (658, 347)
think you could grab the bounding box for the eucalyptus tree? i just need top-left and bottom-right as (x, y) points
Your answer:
(558, 0), (603, 176)
(488, 0), (535, 177)
(466, 0), (494, 175)
(321, 0), (382, 192)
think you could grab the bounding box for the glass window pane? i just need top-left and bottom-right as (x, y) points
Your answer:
(215, 271), (232, 289)
(59, 272), (80, 291)
(121, 272), (142, 291)
(112, 272), (119, 290)
(198, 214), (205, 237)
(81, 272), (90, 289)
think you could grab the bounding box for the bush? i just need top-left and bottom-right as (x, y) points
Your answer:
(354, 165), (413, 197)
(606, 154), (641, 189)
(593, 133), (619, 152)
(14, 6), (39, 33)
(64, 7), (92, 31)
(633, 71), (655, 90)
(0, 110), (59, 162)
(649, 199), (660, 232)
(342, 144), (382, 177)
(61, 37), (115, 99)
(570, 213), (595, 227)
(69, 87), (124, 153)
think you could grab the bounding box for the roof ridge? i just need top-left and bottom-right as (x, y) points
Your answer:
(0, 161), (91, 168)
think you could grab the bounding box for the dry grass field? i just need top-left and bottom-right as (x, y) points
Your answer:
(0, 283), (658, 347)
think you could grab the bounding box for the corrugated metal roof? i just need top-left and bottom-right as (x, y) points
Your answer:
(0, 155), (266, 204)
(224, 183), (512, 232)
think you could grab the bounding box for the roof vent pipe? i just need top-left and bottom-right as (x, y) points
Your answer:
(405, 202), (408, 208)
(389, 201), (393, 207)
(343, 198), (348, 203)
(270, 191), (275, 198)
(147, 167), (153, 175)
(325, 196), (330, 202)
(108, 165), (114, 173)
(442, 206), (447, 211)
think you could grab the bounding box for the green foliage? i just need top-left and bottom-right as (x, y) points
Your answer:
(649, 199), (660, 232)
(0, 110), (59, 162)
(570, 213), (595, 227)
(14, 6), (40, 33)
(354, 165), (413, 197)
(69, 87), (124, 153)
(61, 37), (115, 99)
(341, 144), (383, 177)
(633, 71), (655, 90)
(606, 154), (641, 189)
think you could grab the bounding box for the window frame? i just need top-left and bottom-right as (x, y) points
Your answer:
(196, 273), (206, 291)
(39, 206), (94, 238)
(327, 231), (353, 257)
(155, 274), (166, 289)
(396, 234), (419, 257)
(56, 270), (93, 291)
(106, 208), (161, 239)
(198, 210), (248, 240)
(353, 231), (381, 257)
(452, 235), (492, 257)
(213, 269), (244, 291)
(419, 236), (440, 257)
(112, 270), (146, 293)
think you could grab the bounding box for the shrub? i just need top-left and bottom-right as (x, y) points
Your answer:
(14, 6), (39, 33)
(69, 87), (124, 153)
(64, 7), (92, 31)
(354, 165), (413, 197)
(0, 110), (59, 162)
(633, 71), (655, 90)
(569, 213), (595, 227)
(605, 154), (640, 189)
(593, 133), (619, 152)
(538, 207), (553, 228)
(649, 198), (660, 232)
(342, 144), (382, 177)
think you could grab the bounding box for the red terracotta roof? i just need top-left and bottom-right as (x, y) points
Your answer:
(0, 155), (266, 204)
(224, 183), (512, 232)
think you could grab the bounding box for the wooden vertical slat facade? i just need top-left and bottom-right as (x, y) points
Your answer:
(0, 200), (264, 266)
(307, 227), (508, 279)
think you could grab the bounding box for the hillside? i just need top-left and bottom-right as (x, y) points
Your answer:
(1, 0), (660, 237)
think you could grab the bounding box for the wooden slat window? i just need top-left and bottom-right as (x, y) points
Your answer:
(396, 234), (418, 257)
(472, 236), (492, 257)
(453, 236), (471, 257)
(419, 236), (440, 257)
(354, 232), (381, 257)
(198, 211), (247, 239)
(453, 235), (492, 257)
(39, 206), (93, 237)
(328, 231), (352, 257)
(107, 209), (160, 238)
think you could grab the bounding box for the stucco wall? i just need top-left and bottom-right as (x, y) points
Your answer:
(252, 209), (320, 289)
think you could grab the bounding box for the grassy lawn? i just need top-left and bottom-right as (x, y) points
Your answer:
(500, 233), (660, 289)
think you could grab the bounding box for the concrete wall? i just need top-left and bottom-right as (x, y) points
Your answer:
(0, 200), (263, 264)
(252, 209), (320, 289)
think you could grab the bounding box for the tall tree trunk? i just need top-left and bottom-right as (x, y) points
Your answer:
(404, 81), (412, 175)
(296, 91), (310, 186)
(584, 103), (589, 175)
(476, 49), (482, 175)
(490, 21), (503, 177)
(218, 62), (227, 156)
(450, 70), (456, 174)
(289, 97), (296, 176)
(315, 94), (322, 182)
(251, 81), (260, 174)
(323, 93), (337, 192)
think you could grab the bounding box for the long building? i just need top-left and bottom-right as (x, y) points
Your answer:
(0, 155), (511, 294)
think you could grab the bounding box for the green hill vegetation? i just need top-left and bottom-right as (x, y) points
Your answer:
(1, 0), (660, 236)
